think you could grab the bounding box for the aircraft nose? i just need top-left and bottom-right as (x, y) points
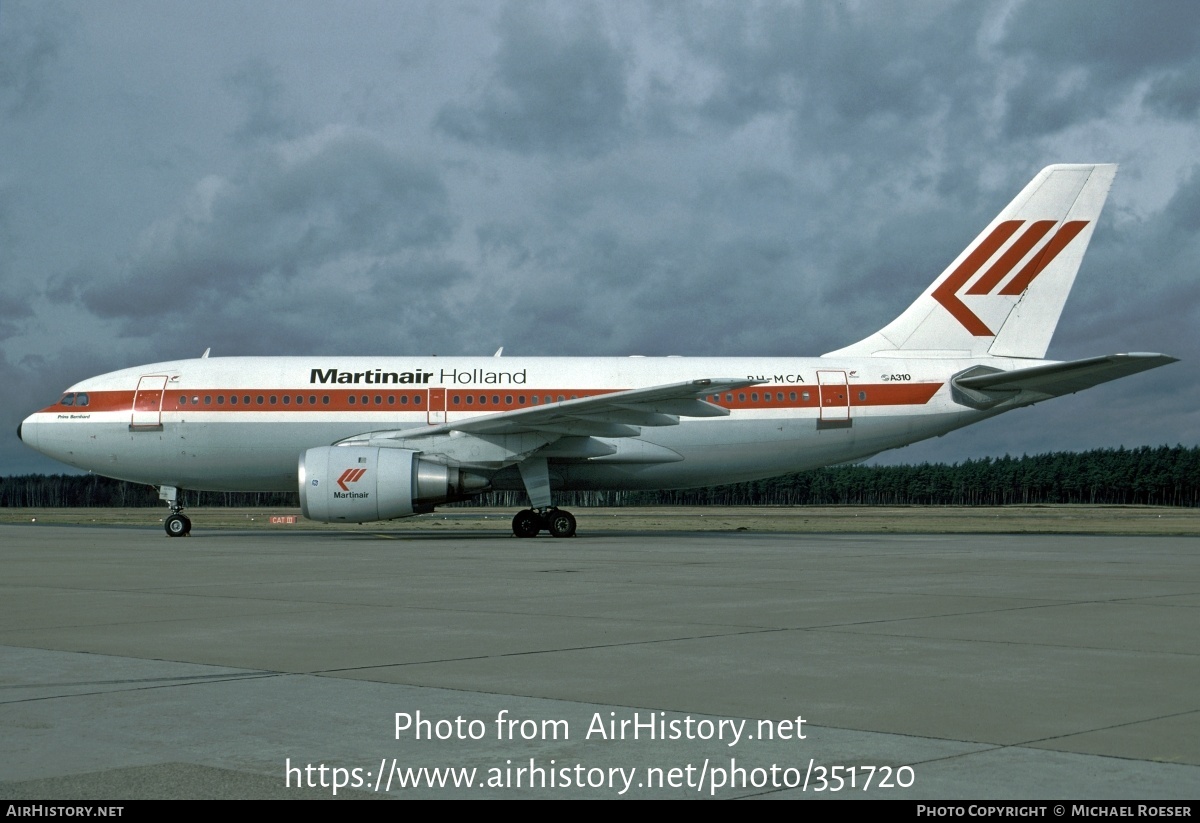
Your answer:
(17, 414), (39, 450)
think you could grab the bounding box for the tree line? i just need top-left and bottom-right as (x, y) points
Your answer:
(3, 445), (1197, 508)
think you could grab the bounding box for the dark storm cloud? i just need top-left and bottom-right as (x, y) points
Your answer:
(1060, 166), (1200, 357)
(1144, 71), (1200, 120)
(6, 1), (1198, 476)
(224, 59), (297, 142)
(0, 1), (68, 116)
(679, 3), (988, 137)
(436, 3), (628, 156)
(1162, 165), (1200, 234)
(0, 183), (34, 337)
(60, 128), (457, 329)
(1001, 1), (1198, 76)
(999, 0), (1200, 136)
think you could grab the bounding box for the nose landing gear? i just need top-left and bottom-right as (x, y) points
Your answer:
(159, 485), (192, 537)
(165, 512), (192, 537)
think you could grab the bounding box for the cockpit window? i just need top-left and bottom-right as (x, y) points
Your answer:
(75, 393), (89, 407)
(60, 393), (75, 406)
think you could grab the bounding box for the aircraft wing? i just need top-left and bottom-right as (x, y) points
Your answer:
(437, 377), (756, 437)
(333, 378), (761, 466)
(952, 353), (1176, 408)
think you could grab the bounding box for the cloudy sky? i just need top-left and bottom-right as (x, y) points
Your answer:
(3, 0), (1198, 477)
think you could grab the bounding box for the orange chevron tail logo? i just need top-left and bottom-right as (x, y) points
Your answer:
(337, 468), (366, 491)
(933, 220), (1089, 335)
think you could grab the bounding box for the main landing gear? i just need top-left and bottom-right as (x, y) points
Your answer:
(159, 485), (192, 537)
(512, 508), (577, 539)
(511, 457), (576, 538)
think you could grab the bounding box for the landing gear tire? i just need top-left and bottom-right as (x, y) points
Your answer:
(512, 510), (542, 538)
(546, 509), (576, 538)
(165, 513), (191, 538)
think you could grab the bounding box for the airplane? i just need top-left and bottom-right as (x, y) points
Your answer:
(18, 164), (1177, 538)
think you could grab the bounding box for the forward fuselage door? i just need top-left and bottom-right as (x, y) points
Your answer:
(131, 375), (168, 430)
(428, 388), (446, 425)
(816, 369), (851, 429)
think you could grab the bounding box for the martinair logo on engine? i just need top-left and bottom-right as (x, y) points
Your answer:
(335, 468), (369, 498)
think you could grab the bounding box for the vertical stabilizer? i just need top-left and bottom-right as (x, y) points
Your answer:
(825, 164), (1117, 360)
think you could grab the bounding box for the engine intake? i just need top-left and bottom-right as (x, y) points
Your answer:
(299, 446), (488, 523)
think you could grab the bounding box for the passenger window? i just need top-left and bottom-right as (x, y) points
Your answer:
(858, 391), (867, 401)
(282, 396), (290, 405)
(217, 396), (225, 405)
(257, 396), (264, 405)
(387, 396), (394, 405)
(310, 395), (317, 405)
(270, 395), (277, 404)
(414, 395), (421, 404)
(230, 396), (238, 406)
(802, 392), (810, 401)
(790, 392), (796, 401)
(505, 395), (513, 405)
(322, 396), (329, 405)
(400, 395), (408, 405)
(205, 396), (212, 405)
(751, 392), (758, 402)
(347, 396), (354, 405)
(493, 395), (501, 405)
(179, 395), (187, 406)
(466, 396), (473, 405)
(374, 395), (382, 405)
(738, 393), (746, 402)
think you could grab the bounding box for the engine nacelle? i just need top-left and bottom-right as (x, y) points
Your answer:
(298, 446), (488, 523)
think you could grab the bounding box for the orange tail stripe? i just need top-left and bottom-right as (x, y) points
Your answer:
(931, 220), (1022, 336)
(999, 220), (1088, 296)
(966, 220), (1056, 295)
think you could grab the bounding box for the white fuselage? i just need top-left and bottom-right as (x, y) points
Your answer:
(20, 355), (1000, 494)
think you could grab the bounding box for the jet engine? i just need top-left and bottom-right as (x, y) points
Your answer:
(299, 446), (489, 522)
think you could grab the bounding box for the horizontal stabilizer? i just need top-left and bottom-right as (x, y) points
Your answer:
(951, 353), (1176, 409)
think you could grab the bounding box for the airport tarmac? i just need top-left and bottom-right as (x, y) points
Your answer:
(1, 522), (1197, 800)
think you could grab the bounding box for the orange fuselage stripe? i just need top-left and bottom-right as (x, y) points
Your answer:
(41, 383), (943, 416)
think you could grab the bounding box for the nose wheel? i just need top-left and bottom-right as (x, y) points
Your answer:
(511, 508), (576, 538)
(164, 512), (192, 537)
(159, 486), (192, 537)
